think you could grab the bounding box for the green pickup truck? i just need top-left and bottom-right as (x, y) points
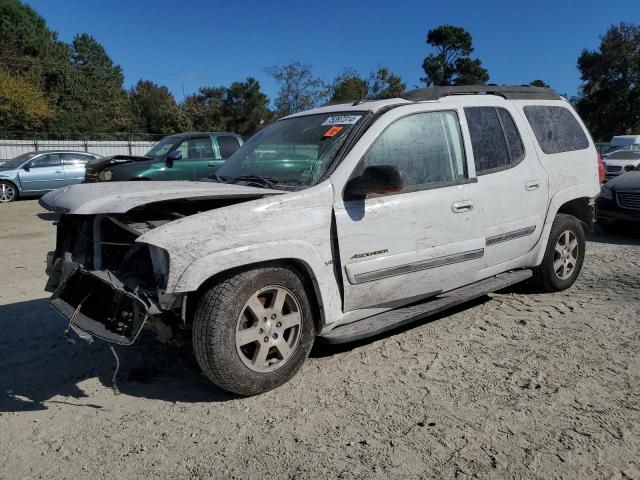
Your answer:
(85, 132), (243, 183)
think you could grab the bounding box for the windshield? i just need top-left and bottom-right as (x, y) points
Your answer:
(145, 136), (180, 158)
(1, 153), (34, 169)
(214, 112), (364, 188)
(606, 150), (640, 160)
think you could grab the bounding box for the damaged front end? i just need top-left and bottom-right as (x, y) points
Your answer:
(46, 209), (181, 345)
(41, 181), (284, 346)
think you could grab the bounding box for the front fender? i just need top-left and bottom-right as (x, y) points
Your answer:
(171, 240), (341, 327)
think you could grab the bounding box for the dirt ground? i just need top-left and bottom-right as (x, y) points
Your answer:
(1, 199), (639, 480)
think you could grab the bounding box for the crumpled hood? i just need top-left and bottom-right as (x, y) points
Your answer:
(39, 181), (285, 214)
(604, 170), (640, 190)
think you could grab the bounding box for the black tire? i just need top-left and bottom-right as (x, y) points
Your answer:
(0, 181), (18, 203)
(192, 265), (315, 396)
(531, 214), (586, 292)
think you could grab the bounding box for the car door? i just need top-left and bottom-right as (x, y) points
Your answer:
(462, 104), (549, 272)
(18, 153), (66, 192)
(333, 108), (485, 312)
(62, 153), (95, 186)
(182, 136), (218, 180)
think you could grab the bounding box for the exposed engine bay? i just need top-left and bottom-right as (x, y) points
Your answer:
(44, 193), (274, 345)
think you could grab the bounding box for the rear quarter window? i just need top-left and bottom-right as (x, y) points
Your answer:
(524, 106), (589, 154)
(217, 135), (241, 159)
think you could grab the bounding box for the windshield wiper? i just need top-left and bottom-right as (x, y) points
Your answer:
(231, 175), (278, 189)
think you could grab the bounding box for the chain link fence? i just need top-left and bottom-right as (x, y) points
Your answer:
(0, 132), (165, 165)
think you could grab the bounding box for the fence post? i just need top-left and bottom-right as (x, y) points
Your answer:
(128, 133), (133, 155)
(84, 138), (89, 152)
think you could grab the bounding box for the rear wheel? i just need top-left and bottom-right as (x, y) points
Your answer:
(0, 182), (17, 203)
(532, 214), (585, 292)
(192, 265), (315, 396)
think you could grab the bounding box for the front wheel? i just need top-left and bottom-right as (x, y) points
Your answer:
(192, 265), (315, 396)
(531, 214), (586, 292)
(0, 181), (17, 203)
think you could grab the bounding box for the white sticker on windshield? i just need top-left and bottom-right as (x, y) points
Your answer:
(322, 115), (362, 126)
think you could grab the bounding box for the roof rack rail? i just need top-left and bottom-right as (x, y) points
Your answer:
(402, 85), (562, 101)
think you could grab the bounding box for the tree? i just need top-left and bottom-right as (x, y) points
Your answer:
(265, 62), (327, 116)
(129, 80), (186, 134)
(421, 25), (489, 86)
(576, 23), (640, 141)
(182, 78), (271, 136)
(530, 79), (550, 88)
(49, 33), (132, 135)
(330, 66), (406, 103)
(368, 66), (406, 99)
(0, 0), (71, 135)
(221, 77), (271, 136)
(330, 68), (368, 102)
(182, 86), (226, 132)
(0, 68), (52, 131)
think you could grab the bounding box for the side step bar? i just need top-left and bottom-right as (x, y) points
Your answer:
(320, 269), (532, 344)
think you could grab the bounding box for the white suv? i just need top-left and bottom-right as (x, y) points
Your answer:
(42, 85), (601, 396)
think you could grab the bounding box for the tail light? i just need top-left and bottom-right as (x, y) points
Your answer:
(597, 153), (605, 184)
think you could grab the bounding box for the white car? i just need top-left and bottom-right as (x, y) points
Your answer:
(41, 85), (602, 395)
(603, 149), (640, 180)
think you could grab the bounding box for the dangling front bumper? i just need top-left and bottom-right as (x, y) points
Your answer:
(50, 268), (160, 345)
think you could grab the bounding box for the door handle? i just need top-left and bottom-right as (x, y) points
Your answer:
(54, 170), (63, 173)
(451, 200), (475, 213)
(525, 180), (540, 191)
(207, 162), (217, 167)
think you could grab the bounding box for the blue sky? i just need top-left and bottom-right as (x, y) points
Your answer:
(25, 0), (638, 103)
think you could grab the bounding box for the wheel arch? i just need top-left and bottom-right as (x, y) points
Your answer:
(186, 258), (327, 334)
(0, 179), (20, 201)
(556, 197), (594, 231)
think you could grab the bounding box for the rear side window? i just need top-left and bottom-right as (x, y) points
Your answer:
(523, 106), (589, 154)
(62, 153), (91, 165)
(362, 110), (467, 191)
(464, 107), (525, 175)
(217, 135), (241, 158)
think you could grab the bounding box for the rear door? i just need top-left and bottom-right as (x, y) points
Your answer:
(62, 153), (95, 186)
(462, 104), (549, 272)
(18, 153), (66, 192)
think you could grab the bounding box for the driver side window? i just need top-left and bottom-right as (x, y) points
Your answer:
(362, 110), (467, 192)
(30, 154), (61, 168)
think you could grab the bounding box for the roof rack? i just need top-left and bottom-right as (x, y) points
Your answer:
(402, 85), (562, 101)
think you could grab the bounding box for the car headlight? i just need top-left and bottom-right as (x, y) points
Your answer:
(599, 185), (613, 200)
(98, 170), (113, 181)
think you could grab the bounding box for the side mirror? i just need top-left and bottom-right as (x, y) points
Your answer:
(345, 165), (405, 199)
(165, 150), (182, 168)
(22, 163), (31, 171)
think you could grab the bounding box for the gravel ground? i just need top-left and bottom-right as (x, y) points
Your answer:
(1, 199), (639, 480)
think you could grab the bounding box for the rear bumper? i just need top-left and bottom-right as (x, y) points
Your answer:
(50, 268), (159, 345)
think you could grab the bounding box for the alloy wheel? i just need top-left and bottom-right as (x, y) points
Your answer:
(235, 286), (302, 373)
(0, 183), (16, 203)
(553, 229), (579, 280)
